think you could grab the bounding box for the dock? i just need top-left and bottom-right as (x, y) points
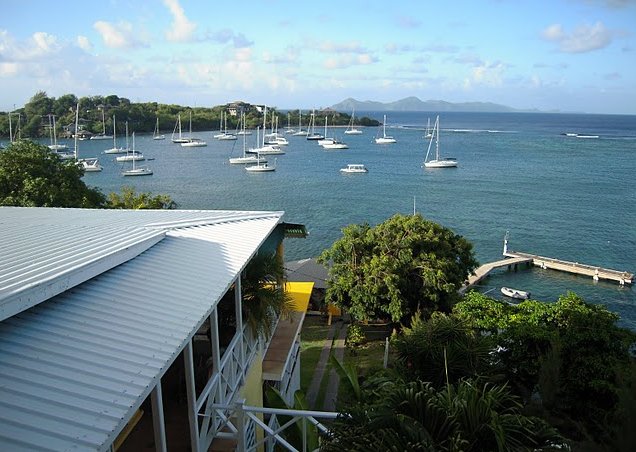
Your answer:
(504, 250), (633, 285)
(461, 234), (633, 292)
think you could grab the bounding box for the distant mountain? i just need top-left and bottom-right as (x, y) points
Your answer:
(331, 96), (523, 113)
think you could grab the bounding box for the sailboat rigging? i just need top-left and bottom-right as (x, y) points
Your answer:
(423, 115), (457, 168)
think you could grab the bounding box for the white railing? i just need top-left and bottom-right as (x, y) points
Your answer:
(224, 401), (338, 452)
(196, 324), (261, 449)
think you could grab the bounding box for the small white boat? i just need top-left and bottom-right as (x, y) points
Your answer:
(340, 164), (368, 173)
(116, 132), (145, 161)
(105, 119), (128, 154)
(344, 108), (363, 135)
(90, 109), (112, 140)
(323, 139), (348, 149)
(153, 117), (165, 140)
(501, 286), (530, 300)
(423, 116), (457, 168)
(245, 156), (275, 172)
(375, 115), (396, 144)
(181, 138), (208, 147)
(79, 158), (103, 172)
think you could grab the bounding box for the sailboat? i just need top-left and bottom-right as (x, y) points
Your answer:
(423, 116), (457, 168)
(172, 114), (189, 143)
(245, 154), (276, 172)
(229, 114), (264, 164)
(153, 117), (165, 140)
(181, 111), (207, 147)
(47, 114), (70, 154)
(104, 115), (127, 154)
(116, 123), (145, 162)
(217, 112), (237, 141)
(285, 112), (295, 134)
(317, 117), (334, 146)
(122, 133), (152, 176)
(90, 108), (112, 140)
(344, 109), (363, 135)
(375, 115), (397, 144)
(73, 103), (103, 172)
(306, 111), (324, 140)
(424, 117), (433, 139)
(264, 116), (288, 145)
(246, 106), (285, 155)
(292, 110), (308, 136)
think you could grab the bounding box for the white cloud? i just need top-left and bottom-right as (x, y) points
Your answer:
(323, 54), (378, 69)
(262, 46), (300, 65)
(76, 36), (92, 52)
(319, 41), (368, 54)
(94, 21), (143, 49)
(464, 61), (507, 88)
(542, 22), (613, 53)
(204, 29), (253, 48)
(163, 0), (197, 42)
(0, 62), (18, 76)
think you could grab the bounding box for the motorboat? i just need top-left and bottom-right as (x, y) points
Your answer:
(79, 158), (103, 172)
(340, 164), (368, 173)
(501, 287), (530, 300)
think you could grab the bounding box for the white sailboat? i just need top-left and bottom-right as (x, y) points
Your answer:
(306, 111), (324, 140)
(47, 114), (70, 153)
(217, 112), (238, 141)
(245, 154), (276, 172)
(90, 108), (112, 140)
(104, 115), (127, 154)
(340, 164), (368, 173)
(344, 109), (363, 135)
(121, 133), (152, 176)
(375, 115), (396, 144)
(181, 111), (207, 147)
(264, 116), (288, 145)
(247, 106), (285, 155)
(423, 115), (457, 168)
(73, 103), (103, 172)
(317, 117), (334, 146)
(172, 114), (189, 143)
(153, 117), (165, 140)
(116, 123), (145, 162)
(424, 117), (433, 139)
(292, 109), (308, 136)
(230, 114), (264, 164)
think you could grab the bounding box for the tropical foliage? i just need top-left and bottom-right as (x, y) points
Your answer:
(0, 91), (379, 139)
(241, 252), (292, 338)
(318, 213), (478, 324)
(0, 140), (176, 210)
(0, 140), (105, 207)
(454, 291), (636, 443)
(322, 379), (567, 451)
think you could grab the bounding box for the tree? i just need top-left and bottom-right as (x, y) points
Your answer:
(107, 186), (177, 209)
(0, 140), (106, 207)
(393, 312), (498, 388)
(322, 379), (567, 451)
(454, 291), (636, 443)
(318, 213), (478, 324)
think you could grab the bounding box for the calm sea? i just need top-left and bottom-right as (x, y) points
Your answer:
(64, 111), (636, 329)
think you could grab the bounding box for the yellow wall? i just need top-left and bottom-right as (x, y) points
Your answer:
(284, 281), (314, 312)
(241, 349), (264, 449)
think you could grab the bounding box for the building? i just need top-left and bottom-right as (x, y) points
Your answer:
(0, 207), (335, 451)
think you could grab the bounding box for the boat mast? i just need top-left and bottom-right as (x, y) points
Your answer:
(73, 103), (80, 160)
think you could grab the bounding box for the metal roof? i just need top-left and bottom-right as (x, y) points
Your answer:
(0, 207), (284, 451)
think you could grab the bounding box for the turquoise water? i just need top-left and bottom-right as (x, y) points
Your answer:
(68, 111), (636, 329)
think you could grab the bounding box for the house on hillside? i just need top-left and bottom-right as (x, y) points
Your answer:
(0, 207), (335, 451)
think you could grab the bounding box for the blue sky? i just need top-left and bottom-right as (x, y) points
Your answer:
(1, 0), (635, 114)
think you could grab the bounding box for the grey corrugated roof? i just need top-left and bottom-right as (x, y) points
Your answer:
(0, 207), (284, 451)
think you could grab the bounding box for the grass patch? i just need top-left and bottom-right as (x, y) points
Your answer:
(299, 315), (331, 391)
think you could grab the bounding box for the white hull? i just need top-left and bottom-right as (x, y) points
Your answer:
(153, 135), (165, 140)
(181, 140), (207, 147)
(217, 134), (238, 141)
(245, 165), (275, 172)
(424, 159), (457, 168)
(116, 153), (144, 162)
(323, 142), (348, 149)
(229, 155), (265, 165)
(79, 158), (102, 172)
(122, 168), (153, 176)
(344, 129), (362, 135)
(90, 135), (112, 140)
(501, 287), (530, 300)
(104, 147), (127, 154)
(247, 145), (285, 155)
(340, 164), (367, 173)
(375, 137), (396, 144)
(293, 130), (309, 136)
(48, 144), (68, 151)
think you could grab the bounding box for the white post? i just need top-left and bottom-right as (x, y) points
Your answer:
(235, 399), (246, 452)
(151, 381), (167, 452)
(235, 275), (245, 370)
(184, 341), (200, 452)
(383, 337), (389, 369)
(503, 231), (509, 256)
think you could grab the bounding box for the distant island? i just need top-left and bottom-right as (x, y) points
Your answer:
(330, 96), (543, 113)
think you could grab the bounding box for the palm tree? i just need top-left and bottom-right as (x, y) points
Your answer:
(241, 252), (292, 338)
(322, 379), (567, 451)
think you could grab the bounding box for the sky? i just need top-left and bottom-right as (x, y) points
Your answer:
(1, 0), (635, 114)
